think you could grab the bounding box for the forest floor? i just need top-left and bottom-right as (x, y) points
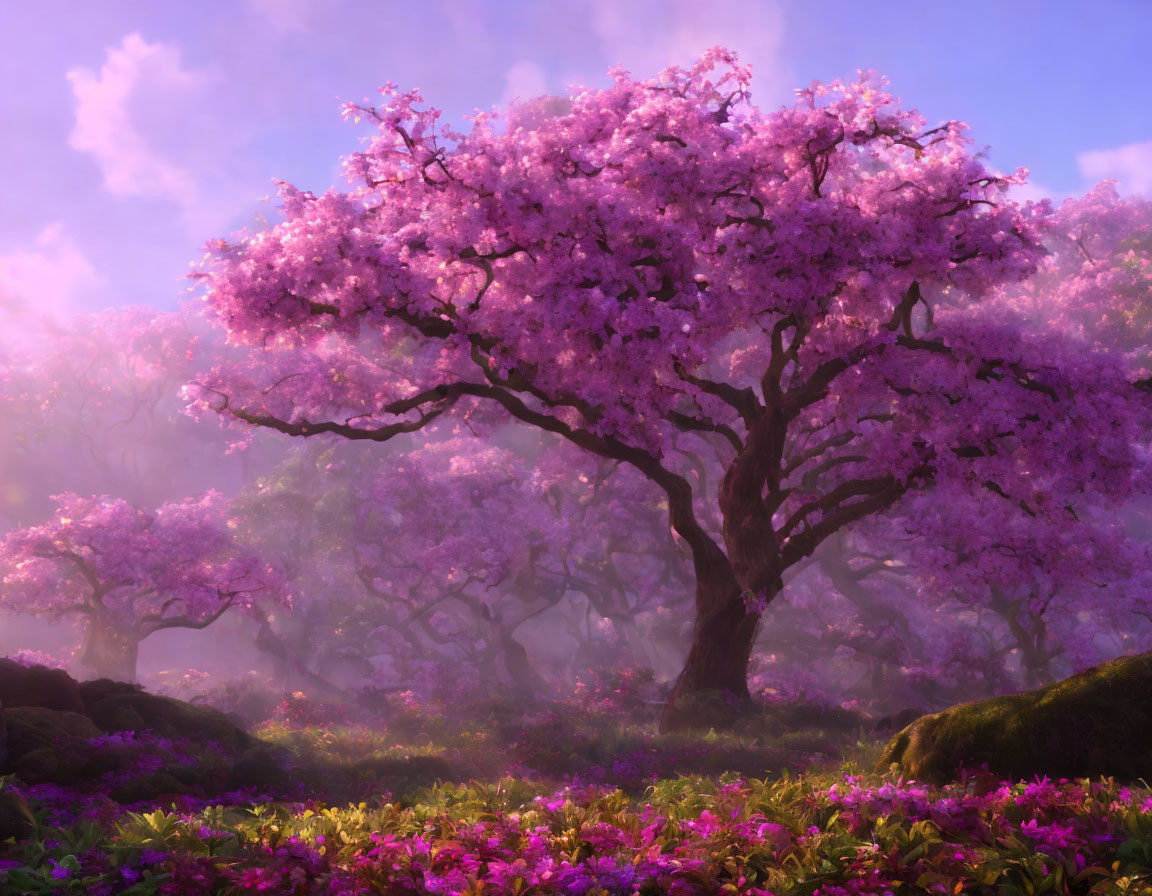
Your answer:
(1, 690), (1151, 894)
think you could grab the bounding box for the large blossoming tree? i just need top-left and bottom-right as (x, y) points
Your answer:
(0, 492), (288, 681)
(191, 50), (1147, 728)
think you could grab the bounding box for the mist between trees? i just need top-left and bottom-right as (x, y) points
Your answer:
(2, 50), (1152, 732)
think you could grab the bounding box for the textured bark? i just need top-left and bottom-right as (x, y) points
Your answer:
(497, 630), (547, 697)
(659, 558), (764, 732)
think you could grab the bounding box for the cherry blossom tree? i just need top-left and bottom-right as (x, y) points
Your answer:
(234, 431), (689, 698)
(0, 306), (287, 529)
(1003, 182), (1152, 370)
(0, 492), (288, 681)
(190, 50), (1149, 728)
(754, 183), (1152, 709)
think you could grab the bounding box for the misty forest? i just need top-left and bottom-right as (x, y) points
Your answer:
(4, 42), (1152, 896)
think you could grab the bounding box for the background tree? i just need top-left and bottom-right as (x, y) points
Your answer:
(1003, 182), (1152, 370)
(0, 492), (288, 681)
(233, 430), (690, 698)
(0, 307), (287, 529)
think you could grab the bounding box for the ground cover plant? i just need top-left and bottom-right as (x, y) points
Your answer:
(4, 684), (1152, 895)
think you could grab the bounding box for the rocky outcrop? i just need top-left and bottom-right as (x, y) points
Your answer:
(0, 664), (266, 809)
(872, 707), (925, 735)
(0, 659), (85, 714)
(80, 679), (254, 753)
(877, 651), (1152, 784)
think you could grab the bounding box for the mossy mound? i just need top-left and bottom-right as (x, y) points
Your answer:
(0, 790), (34, 841)
(0, 671), (266, 803)
(0, 659), (85, 714)
(4, 706), (102, 760)
(878, 651), (1152, 784)
(80, 679), (254, 753)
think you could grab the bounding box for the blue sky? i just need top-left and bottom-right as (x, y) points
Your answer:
(2, 0), (1149, 344)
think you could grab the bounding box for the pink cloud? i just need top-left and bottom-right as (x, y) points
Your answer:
(501, 60), (550, 107)
(66, 33), (263, 237)
(67, 34), (204, 206)
(0, 223), (106, 347)
(1078, 138), (1152, 196)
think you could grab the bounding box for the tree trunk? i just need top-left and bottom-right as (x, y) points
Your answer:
(659, 563), (764, 732)
(83, 623), (139, 682)
(498, 631), (547, 698)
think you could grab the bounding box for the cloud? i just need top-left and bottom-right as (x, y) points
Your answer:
(0, 223), (105, 346)
(67, 33), (261, 237)
(589, 0), (791, 99)
(67, 34), (205, 207)
(501, 60), (550, 107)
(1078, 138), (1152, 196)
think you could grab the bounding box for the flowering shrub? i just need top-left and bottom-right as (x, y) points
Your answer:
(273, 691), (353, 728)
(564, 666), (664, 721)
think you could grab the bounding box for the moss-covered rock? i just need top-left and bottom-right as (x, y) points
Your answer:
(877, 652), (1152, 784)
(110, 773), (193, 804)
(3, 706), (101, 765)
(80, 681), (253, 754)
(225, 747), (291, 792)
(12, 745), (118, 787)
(0, 659), (85, 714)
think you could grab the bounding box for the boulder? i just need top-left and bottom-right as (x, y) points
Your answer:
(110, 773), (193, 805)
(225, 747), (291, 793)
(12, 745), (119, 788)
(877, 652), (1152, 784)
(0, 660), (85, 714)
(3, 706), (101, 765)
(167, 764), (216, 793)
(873, 707), (925, 735)
(80, 680), (253, 754)
(77, 678), (142, 709)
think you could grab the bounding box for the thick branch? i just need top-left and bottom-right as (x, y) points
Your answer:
(667, 410), (743, 453)
(674, 361), (761, 428)
(779, 475), (910, 569)
(146, 592), (239, 633)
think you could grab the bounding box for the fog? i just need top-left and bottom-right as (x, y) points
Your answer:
(3, 295), (1148, 732)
